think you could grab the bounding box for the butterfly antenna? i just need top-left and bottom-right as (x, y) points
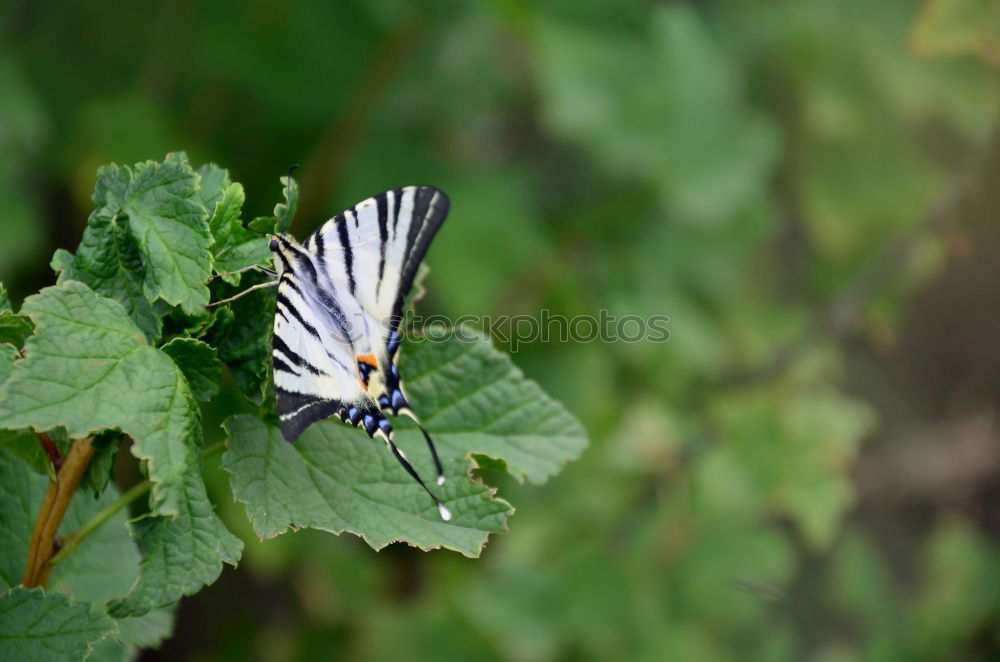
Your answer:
(400, 409), (445, 485)
(377, 429), (451, 521)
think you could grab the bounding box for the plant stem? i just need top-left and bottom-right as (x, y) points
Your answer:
(22, 436), (96, 588)
(48, 479), (152, 565)
(45, 438), (230, 568)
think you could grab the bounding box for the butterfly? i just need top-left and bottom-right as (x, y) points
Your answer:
(222, 185), (452, 520)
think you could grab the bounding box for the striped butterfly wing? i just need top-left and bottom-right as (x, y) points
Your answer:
(303, 186), (449, 412)
(268, 187), (453, 519)
(271, 261), (377, 443)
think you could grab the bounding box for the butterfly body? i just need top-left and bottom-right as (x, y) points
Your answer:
(266, 186), (451, 519)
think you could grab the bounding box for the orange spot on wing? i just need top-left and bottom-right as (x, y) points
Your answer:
(357, 353), (378, 368)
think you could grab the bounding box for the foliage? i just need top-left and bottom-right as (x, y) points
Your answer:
(0, 155), (585, 658)
(1, 0), (999, 659)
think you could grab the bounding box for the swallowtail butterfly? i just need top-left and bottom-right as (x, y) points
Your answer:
(233, 185), (452, 520)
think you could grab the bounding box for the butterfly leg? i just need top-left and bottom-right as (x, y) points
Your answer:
(207, 280), (279, 306)
(209, 264), (276, 281)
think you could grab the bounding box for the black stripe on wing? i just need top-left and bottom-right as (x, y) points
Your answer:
(336, 213), (356, 295)
(388, 186), (449, 333)
(275, 388), (342, 443)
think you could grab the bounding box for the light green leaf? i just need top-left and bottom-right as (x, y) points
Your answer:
(108, 470), (243, 618)
(0, 587), (115, 662)
(161, 337), (222, 402)
(0, 344), (15, 384)
(209, 182), (270, 286)
(193, 163), (230, 212)
(0, 280), (200, 518)
(222, 333), (587, 557)
(0, 285), (9, 312)
(91, 157), (212, 315)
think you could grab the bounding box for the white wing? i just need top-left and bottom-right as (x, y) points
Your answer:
(268, 189), (452, 515)
(304, 186), (449, 360)
(271, 241), (388, 443)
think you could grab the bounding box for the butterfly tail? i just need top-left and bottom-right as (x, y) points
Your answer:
(399, 408), (445, 485)
(375, 427), (451, 521)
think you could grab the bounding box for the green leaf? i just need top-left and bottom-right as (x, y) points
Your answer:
(274, 173), (298, 233)
(221, 333), (587, 557)
(0, 344), (15, 384)
(223, 416), (511, 557)
(208, 182), (271, 286)
(108, 470), (243, 618)
(0, 281), (200, 518)
(79, 430), (121, 498)
(0, 448), (174, 649)
(0, 285), (9, 312)
(92, 157), (212, 315)
(0, 329), (51, 480)
(54, 207), (163, 342)
(161, 337), (222, 402)
(114, 607), (174, 649)
(0, 587), (115, 662)
(208, 271), (275, 404)
(401, 331), (588, 484)
(193, 163), (230, 211)
(0, 312), (33, 348)
(246, 216), (277, 234)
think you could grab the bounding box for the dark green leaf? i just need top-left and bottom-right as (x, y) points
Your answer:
(0, 312), (33, 348)
(274, 174), (298, 233)
(0, 587), (115, 662)
(209, 271), (275, 405)
(108, 470), (243, 618)
(79, 430), (122, 498)
(161, 337), (222, 402)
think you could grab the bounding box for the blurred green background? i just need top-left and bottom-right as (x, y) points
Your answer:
(3, 0), (1000, 659)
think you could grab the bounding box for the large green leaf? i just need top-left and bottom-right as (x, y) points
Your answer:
(0, 281), (199, 518)
(0, 587), (115, 662)
(89, 156), (212, 315)
(108, 468), (242, 618)
(222, 333), (587, 557)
